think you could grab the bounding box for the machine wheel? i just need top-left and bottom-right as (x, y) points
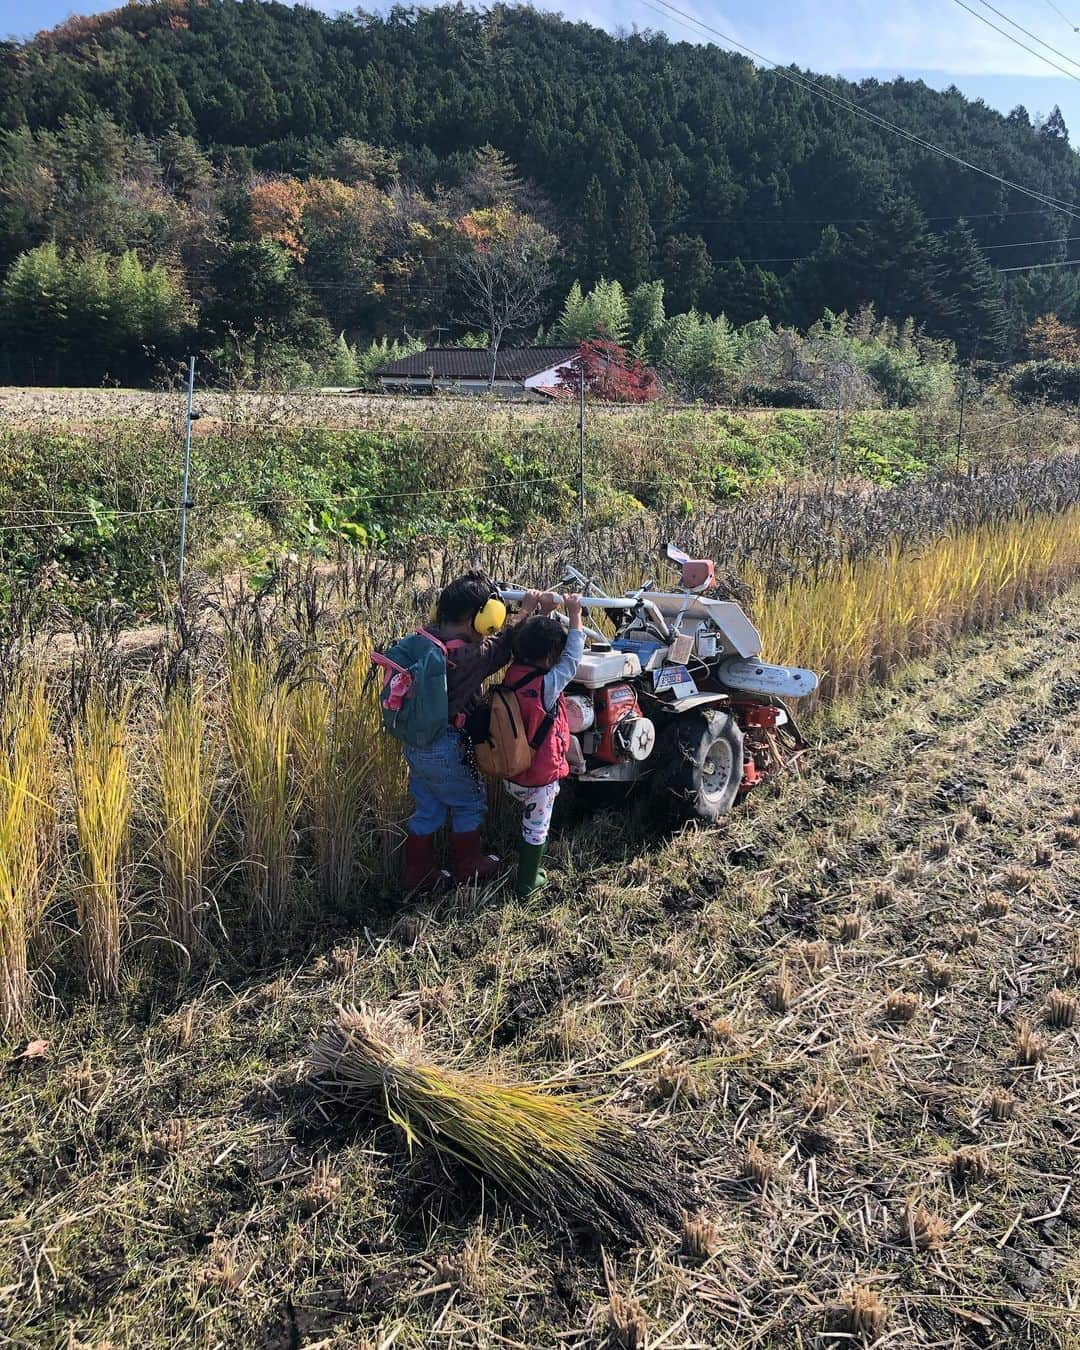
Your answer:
(655, 709), (744, 822)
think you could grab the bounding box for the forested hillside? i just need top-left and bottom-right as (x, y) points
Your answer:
(2, 0), (1080, 385)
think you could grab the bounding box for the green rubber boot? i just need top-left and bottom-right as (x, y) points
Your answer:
(515, 841), (547, 898)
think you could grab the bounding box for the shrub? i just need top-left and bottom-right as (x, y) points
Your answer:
(1009, 360), (1080, 406)
(740, 381), (818, 408)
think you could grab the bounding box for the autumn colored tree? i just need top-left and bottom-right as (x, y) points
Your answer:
(249, 178), (308, 260)
(1025, 313), (1080, 362)
(555, 337), (661, 403)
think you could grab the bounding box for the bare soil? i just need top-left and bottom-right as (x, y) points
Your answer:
(1, 589), (1078, 1348)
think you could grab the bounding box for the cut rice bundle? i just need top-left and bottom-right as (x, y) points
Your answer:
(306, 1004), (689, 1241)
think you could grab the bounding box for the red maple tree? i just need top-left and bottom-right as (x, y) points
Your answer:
(556, 337), (661, 403)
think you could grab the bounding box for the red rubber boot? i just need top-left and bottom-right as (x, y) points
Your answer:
(450, 830), (503, 884)
(402, 833), (448, 894)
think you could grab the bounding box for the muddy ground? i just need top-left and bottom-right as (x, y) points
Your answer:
(0, 588), (1077, 1348)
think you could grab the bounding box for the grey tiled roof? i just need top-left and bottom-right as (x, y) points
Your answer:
(377, 346), (578, 381)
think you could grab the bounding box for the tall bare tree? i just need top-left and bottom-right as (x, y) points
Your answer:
(453, 215), (555, 388)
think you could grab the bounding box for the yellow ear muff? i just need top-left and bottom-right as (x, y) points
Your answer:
(473, 596), (507, 637)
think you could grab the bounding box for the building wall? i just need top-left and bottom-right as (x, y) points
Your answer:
(523, 363), (569, 390)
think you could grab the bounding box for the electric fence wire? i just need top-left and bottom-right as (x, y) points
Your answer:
(0, 403), (1057, 532)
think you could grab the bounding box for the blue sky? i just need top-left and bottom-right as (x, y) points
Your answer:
(5, 0), (1080, 136)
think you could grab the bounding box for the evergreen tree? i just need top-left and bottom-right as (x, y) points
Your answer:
(326, 332), (359, 385)
(612, 179), (655, 289)
(64, 250), (111, 357)
(660, 234), (712, 314)
(553, 279), (587, 342)
(935, 221), (1011, 359)
(710, 261), (787, 328)
(587, 278), (630, 343)
(579, 175), (610, 288)
(248, 67), (279, 139)
(1, 242), (67, 354)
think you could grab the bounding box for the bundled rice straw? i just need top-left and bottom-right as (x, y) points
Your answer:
(306, 1004), (689, 1240)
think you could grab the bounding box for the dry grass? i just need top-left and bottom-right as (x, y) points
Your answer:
(883, 990), (919, 1023)
(306, 1004), (689, 1240)
(1043, 988), (1078, 1029)
(949, 1146), (993, 1184)
(904, 1199), (950, 1251)
(834, 1283), (889, 1340)
(679, 1209), (720, 1261)
(1013, 1017), (1047, 1066)
(757, 504), (1080, 705)
(838, 912), (863, 942)
(290, 638), (382, 906)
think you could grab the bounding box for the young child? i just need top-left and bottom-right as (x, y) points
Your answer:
(402, 573), (552, 892)
(503, 593), (585, 896)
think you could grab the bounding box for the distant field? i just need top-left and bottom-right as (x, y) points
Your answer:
(0, 385), (510, 429)
(0, 385), (697, 430)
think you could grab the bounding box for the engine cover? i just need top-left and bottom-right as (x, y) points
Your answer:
(615, 716), (656, 761)
(593, 683), (642, 763)
(565, 693), (595, 734)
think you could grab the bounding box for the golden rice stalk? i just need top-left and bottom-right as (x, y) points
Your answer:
(755, 504), (1080, 706)
(305, 1004), (689, 1241)
(291, 641), (380, 905)
(0, 676), (56, 1028)
(225, 645), (300, 936)
(153, 683), (220, 961)
(70, 692), (132, 997)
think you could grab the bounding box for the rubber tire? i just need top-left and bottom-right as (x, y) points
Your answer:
(655, 709), (744, 823)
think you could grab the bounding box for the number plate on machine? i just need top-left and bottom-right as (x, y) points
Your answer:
(653, 664), (698, 698)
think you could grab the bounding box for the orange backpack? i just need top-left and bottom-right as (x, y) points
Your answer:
(472, 671), (555, 778)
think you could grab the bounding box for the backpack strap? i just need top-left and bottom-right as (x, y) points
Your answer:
(415, 626), (449, 656)
(370, 651), (408, 677)
(529, 707), (557, 752)
(505, 667), (557, 750)
(506, 666), (545, 693)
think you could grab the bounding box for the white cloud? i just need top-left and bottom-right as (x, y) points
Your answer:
(596, 0), (1080, 78)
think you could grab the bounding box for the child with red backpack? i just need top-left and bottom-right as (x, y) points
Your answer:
(503, 593), (585, 896)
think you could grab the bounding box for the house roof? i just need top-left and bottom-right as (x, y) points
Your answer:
(377, 346), (579, 381)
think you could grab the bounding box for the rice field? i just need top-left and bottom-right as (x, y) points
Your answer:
(0, 445), (1078, 1346)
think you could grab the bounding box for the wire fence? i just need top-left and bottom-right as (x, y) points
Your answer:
(1, 367), (1075, 588)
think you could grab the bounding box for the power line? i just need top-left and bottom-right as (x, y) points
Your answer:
(637, 0), (1080, 220)
(968, 0), (1080, 72)
(949, 0), (1080, 81)
(1042, 0), (1080, 31)
(998, 255), (1080, 269)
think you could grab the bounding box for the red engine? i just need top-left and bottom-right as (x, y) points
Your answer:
(593, 683), (643, 763)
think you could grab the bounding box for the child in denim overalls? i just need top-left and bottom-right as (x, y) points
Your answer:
(402, 574), (554, 891)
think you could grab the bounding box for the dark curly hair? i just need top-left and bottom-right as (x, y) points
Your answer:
(512, 615), (567, 668)
(434, 570), (497, 626)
